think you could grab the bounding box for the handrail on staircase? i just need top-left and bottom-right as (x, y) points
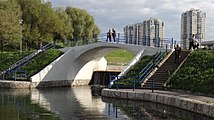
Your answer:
(138, 51), (163, 83)
(1, 43), (55, 80)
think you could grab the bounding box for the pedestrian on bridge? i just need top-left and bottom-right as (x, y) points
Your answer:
(112, 28), (116, 43)
(107, 29), (112, 42)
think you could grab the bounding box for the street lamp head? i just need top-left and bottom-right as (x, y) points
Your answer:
(19, 19), (23, 25)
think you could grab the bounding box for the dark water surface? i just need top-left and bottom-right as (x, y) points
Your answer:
(0, 86), (212, 120)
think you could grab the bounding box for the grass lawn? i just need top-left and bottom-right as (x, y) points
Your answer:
(104, 49), (135, 66)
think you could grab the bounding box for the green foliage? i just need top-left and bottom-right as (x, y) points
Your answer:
(0, 51), (32, 71)
(65, 7), (100, 43)
(112, 52), (167, 88)
(0, 0), (100, 51)
(112, 54), (156, 88)
(168, 50), (214, 94)
(0, 0), (21, 50)
(104, 50), (135, 65)
(21, 49), (62, 79)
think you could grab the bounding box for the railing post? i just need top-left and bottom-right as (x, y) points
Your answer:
(18, 61), (20, 71)
(117, 33), (120, 43)
(166, 44), (168, 53)
(108, 74), (111, 89)
(24, 70), (26, 79)
(171, 38), (174, 49)
(133, 77), (135, 91)
(116, 76), (118, 90)
(8, 68), (11, 75)
(152, 77), (154, 93)
(14, 70), (16, 81)
(2, 71), (4, 80)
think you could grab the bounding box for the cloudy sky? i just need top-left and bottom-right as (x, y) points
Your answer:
(47, 0), (214, 40)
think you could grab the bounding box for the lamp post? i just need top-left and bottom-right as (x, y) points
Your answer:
(123, 50), (126, 65)
(0, 33), (2, 72)
(19, 19), (23, 55)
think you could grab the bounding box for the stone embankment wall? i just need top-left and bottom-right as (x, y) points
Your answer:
(0, 80), (73, 88)
(101, 89), (214, 118)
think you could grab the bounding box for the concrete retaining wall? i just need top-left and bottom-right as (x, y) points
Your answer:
(101, 89), (214, 118)
(0, 80), (73, 89)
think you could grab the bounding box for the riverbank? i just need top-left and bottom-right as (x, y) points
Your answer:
(0, 80), (73, 89)
(101, 88), (214, 118)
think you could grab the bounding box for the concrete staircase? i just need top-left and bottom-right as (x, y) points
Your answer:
(141, 50), (190, 89)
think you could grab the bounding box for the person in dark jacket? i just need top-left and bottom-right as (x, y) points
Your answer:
(112, 28), (116, 43)
(106, 29), (112, 42)
(175, 44), (181, 64)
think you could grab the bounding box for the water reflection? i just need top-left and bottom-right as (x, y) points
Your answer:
(102, 97), (213, 120)
(34, 86), (128, 119)
(0, 89), (59, 120)
(0, 87), (213, 120)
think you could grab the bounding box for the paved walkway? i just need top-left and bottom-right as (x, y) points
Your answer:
(112, 89), (214, 104)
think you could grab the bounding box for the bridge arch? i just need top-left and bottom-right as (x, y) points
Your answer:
(31, 43), (163, 86)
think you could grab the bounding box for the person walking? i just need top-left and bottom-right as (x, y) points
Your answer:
(112, 28), (116, 43)
(174, 44), (181, 64)
(106, 29), (112, 42)
(189, 34), (195, 51)
(39, 42), (43, 51)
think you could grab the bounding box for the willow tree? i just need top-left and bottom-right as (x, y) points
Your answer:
(65, 7), (100, 43)
(54, 7), (73, 45)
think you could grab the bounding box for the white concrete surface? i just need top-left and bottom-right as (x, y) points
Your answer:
(30, 42), (164, 85)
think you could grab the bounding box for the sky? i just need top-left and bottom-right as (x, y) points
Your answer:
(46, 0), (214, 40)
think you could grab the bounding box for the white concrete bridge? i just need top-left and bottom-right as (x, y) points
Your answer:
(31, 42), (164, 87)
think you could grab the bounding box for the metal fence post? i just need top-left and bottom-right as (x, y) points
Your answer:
(171, 38), (174, 49)
(152, 77), (154, 93)
(14, 70), (16, 81)
(118, 33), (120, 43)
(18, 61), (20, 71)
(24, 70), (27, 79)
(133, 78), (135, 91)
(2, 71), (4, 80)
(116, 76), (118, 90)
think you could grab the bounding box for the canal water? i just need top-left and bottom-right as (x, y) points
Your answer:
(0, 86), (212, 120)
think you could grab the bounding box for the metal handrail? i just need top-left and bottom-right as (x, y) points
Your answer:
(110, 75), (140, 91)
(1, 43), (55, 80)
(108, 51), (164, 88)
(138, 51), (163, 83)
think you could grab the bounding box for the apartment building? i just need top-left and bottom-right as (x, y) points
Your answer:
(181, 8), (206, 49)
(124, 18), (164, 47)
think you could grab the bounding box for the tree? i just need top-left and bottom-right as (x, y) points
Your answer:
(55, 7), (73, 42)
(65, 7), (100, 43)
(0, 0), (21, 51)
(17, 0), (43, 49)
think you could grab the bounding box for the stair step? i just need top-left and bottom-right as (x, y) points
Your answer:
(144, 82), (164, 85)
(141, 51), (190, 88)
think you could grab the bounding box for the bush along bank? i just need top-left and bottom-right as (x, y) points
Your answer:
(167, 50), (214, 94)
(5, 49), (63, 81)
